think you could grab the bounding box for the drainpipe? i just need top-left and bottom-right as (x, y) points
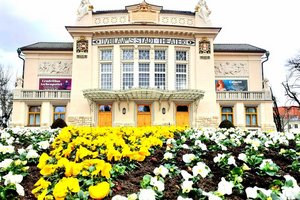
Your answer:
(261, 51), (270, 89)
(17, 48), (25, 88)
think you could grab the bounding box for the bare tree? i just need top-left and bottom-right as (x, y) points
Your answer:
(282, 53), (300, 106)
(0, 64), (13, 128)
(270, 87), (284, 132)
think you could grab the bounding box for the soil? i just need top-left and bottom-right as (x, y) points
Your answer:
(20, 140), (299, 200)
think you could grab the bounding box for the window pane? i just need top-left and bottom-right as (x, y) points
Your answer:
(123, 73), (134, 89)
(176, 64), (186, 73)
(101, 50), (112, 60)
(222, 107), (232, 113)
(60, 114), (65, 120)
(29, 114), (35, 125)
(36, 114), (40, 125)
(54, 106), (65, 112)
(155, 74), (165, 89)
(176, 74), (186, 90)
(246, 107), (256, 113)
(252, 115), (257, 125)
(139, 63), (150, 72)
(177, 106), (188, 112)
(155, 50), (166, 60)
(228, 115), (233, 122)
(101, 64), (112, 72)
(122, 49), (134, 60)
(99, 105), (111, 112)
(29, 106), (40, 112)
(176, 51), (187, 61)
(246, 115), (251, 126)
(138, 105), (150, 112)
(139, 73), (149, 88)
(139, 50), (150, 60)
(295, 124), (298, 128)
(155, 64), (165, 72)
(54, 114), (60, 120)
(101, 74), (112, 90)
(222, 115), (227, 121)
(123, 63), (134, 72)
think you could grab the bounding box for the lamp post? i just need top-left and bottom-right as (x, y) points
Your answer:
(17, 48), (25, 88)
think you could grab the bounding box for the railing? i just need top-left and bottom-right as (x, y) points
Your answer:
(13, 90), (71, 100)
(216, 91), (272, 101)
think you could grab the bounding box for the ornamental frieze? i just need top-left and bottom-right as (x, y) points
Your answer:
(214, 61), (248, 77)
(38, 60), (72, 76)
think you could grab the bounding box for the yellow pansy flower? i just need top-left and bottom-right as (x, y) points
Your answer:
(89, 182), (110, 199)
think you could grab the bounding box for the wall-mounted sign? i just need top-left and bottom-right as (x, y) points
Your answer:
(215, 80), (248, 91)
(92, 37), (196, 46)
(39, 78), (72, 90)
(76, 38), (88, 59)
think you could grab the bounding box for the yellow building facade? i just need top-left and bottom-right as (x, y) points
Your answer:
(11, 1), (275, 130)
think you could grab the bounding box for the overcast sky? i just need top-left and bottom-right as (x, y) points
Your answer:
(1, 0), (300, 105)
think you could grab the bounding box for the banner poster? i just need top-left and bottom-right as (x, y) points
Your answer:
(39, 78), (72, 90)
(215, 80), (248, 91)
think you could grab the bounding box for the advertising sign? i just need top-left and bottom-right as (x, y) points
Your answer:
(215, 80), (248, 91)
(39, 78), (72, 90)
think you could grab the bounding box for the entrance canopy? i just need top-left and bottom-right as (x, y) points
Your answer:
(83, 88), (204, 110)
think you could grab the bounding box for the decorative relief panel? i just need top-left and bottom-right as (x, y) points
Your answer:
(214, 61), (248, 77)
(38, 60), (72, 76)
(160, 16), (194, 26)
(94, 16), (128, 25)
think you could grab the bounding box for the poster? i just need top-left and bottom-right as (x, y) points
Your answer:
(39, 78), (72, 90)
(215, 80), (248, 91)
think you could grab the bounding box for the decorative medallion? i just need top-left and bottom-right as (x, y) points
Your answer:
(199, 38), (211, 54)
(76, 38), (88, 58)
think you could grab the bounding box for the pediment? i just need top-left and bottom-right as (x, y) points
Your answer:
(126, 1), (162, 24)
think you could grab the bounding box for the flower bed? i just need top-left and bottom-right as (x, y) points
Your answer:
(0, 127), (299, 200)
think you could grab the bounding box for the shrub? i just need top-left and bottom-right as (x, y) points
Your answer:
(51, 118), (67, 129)
(219, 120), (235, 129)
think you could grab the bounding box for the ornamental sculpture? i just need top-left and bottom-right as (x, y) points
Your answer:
(214, 61), (249, 77)
(195, 0), (211, 24)
(77, 0), (93, 21)
(38, 60), (72, 75)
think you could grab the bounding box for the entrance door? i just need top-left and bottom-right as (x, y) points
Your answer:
(176, 105), (189, 126)
(137, 105), (151, 127)
(98, 105), (112, 127)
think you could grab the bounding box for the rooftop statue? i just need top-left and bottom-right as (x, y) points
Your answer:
(195, 0), (211, 24)
(77, 0), (93, 21)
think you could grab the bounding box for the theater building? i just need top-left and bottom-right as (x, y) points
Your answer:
(11, 0), (275, 130)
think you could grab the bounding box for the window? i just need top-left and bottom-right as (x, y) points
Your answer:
(155, 50), (166, 60)
(99, 49), (113, 90)
(28, 106), (40, 126)
(176, 64), (187, 90)
(139, 50), (150, 60)
(122, 49), (134, 60)
(123, 63), (134, 89)
(99, 105), (112, 112)
(175, 50), (188, 90)
(139, 63), (150, 88)
(53, 106), (66, 121)
(101, 64), (112, 90)
(246, 107), (258, 126)
(221, 107), (233, 123)
(295, 124), (298, 128)
(155, 64), (166, 89)
(138, 105), (150, 112)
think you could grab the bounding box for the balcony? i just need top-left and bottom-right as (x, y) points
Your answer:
(216, 91), (272, 101)
(13, 90), (71, 100)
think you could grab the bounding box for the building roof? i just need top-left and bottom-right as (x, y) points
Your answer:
(94, 9), (194, 15)
(19, 42), (73, 51)
(214, 44), (266, 53)
(278, 106), (300, 119)
(20, 42), (266, 53)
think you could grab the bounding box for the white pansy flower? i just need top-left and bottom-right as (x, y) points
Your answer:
(25, 132), (32, 136)
(18, 148), (26, 155)
(139, 189), (156, 200)
(259, 159), (275, 170)
(285, 132), (295, 140)
(3, 172), (23, 185)
(203, 192), (222, 200)
(0, 145), (15, 154)
(245, 187), (258, 199)
(166, 138), (176, 145)
(163, 152), (174, 160)
(181, 170), (193, 180)
(181, 144), (190, 149)
(150, 177), (164, 192)
(194, 140), (207, 150)
(153, 165), (169, 178)
(38, 141), (50, 150)
(15, 183), (25, 196)
(213, 153), (225, 163)
(192, 162), (211, 178)
(127, 193), (137, 200)
(242, 163), (251, 171)
(227, 156), (236, 166)
(26, 149), (39, 159)
(0, 159), (13, 169)
(6, 137), (14, 145)
(182, 154), (196, 163)
(0, 131), (11, 139)
(112, 195), (128, 200)
(238, 153), (247, 162)
(177, 196), (193, 200)
(217, 177), (234, 195)
(181, 180), (193, 193)
(26, 145), (33, 150)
